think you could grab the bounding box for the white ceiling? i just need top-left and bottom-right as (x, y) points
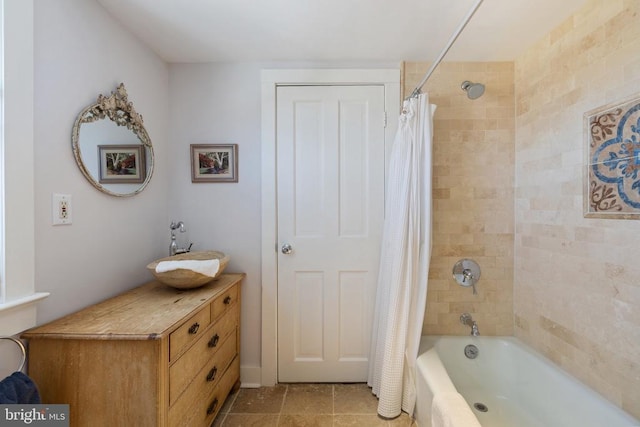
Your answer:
(96, 0), (588, 64)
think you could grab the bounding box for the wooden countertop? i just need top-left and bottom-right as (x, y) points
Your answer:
(22, 273), (244, 340)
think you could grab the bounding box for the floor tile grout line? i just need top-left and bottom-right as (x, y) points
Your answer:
(277, 383), (288, 423)
(217, 387), (238, 426)
(332, 384), (335, 427)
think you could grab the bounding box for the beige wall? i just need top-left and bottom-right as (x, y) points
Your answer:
(514, 0), (640, 417)
(403, 61), (515, 336)
(406, 0), (640, 417)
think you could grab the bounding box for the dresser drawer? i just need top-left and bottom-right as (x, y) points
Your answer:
(168, 332), (237, 426)
(181, 356), (240, 427)
(211, 283), (238, 321)
(169, 305), (211, 361)
(169, 304), (238, 405)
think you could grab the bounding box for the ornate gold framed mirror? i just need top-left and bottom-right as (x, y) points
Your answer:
(72, 83), (154, 197)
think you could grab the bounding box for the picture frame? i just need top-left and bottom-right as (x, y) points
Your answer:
(190, 144), (238, 183)
(584, 91), (640, 219)
(98, 144), (145, 184)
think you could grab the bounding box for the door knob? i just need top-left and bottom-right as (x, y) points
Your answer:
(281, 244), (293, 254)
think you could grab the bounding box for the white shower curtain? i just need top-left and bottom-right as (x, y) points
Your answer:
(368, 93), (434, 419)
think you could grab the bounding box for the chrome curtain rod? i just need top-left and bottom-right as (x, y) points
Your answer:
(408, 0), (484, 99)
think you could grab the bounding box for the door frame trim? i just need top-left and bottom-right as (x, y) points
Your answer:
(260, 69), (400, 386)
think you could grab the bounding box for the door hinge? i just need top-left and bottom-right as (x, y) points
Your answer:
(383, 111), (387, 128)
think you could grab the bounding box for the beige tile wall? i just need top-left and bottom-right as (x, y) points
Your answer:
(514, 0), (640, 418)
(403, 61), (515, 336)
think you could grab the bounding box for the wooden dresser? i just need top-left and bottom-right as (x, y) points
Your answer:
(22, 273), (244, 427)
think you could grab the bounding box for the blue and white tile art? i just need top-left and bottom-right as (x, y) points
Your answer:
(585, 93), (640, 219)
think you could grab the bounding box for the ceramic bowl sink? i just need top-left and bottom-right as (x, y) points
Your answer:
(146, 250), (230, 289)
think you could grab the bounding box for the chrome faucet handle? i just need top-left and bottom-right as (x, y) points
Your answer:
(453, 259), (480, 295)
(462, 268), (478, 294)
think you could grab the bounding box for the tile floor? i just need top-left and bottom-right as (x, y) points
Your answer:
(213, 383), (417, 426)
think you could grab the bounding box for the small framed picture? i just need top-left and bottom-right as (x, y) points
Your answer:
(98, 144), (145, 184)
(190, 144), (238, 183)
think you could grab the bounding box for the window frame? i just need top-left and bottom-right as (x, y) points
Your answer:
(0, 0), (48, 336)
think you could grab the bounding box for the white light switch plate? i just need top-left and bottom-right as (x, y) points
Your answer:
(52, 193), (72, 225)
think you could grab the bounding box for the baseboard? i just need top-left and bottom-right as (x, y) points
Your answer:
(240, 365), (262, 388)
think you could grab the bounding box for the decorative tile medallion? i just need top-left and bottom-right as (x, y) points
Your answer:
(585, 92), (640, 219)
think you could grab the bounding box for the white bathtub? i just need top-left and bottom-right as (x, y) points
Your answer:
(414, 336), (639, 427)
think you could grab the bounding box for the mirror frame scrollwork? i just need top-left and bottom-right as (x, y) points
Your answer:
(72, 83), (154, 197)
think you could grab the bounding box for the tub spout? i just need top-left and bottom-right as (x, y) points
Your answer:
(460, 313), (480, 336)
(471, 321), (480, 336)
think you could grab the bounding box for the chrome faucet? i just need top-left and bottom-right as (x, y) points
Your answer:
(460, 313), (480, 336)
(169, 221), (192, 256)
(462, 268), (477, 295)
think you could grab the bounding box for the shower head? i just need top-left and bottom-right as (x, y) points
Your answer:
(461, 80), (485, 99)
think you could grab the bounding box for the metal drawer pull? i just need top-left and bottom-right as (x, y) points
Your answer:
(188, 323), (200, 334)
(223, 296), (232, 305)
(206, 398), (219, 415)
(208, 334), (220, 348)
(206, 366), (218, 382)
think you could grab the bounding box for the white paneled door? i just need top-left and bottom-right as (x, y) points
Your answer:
(276, 85), (386, 382)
